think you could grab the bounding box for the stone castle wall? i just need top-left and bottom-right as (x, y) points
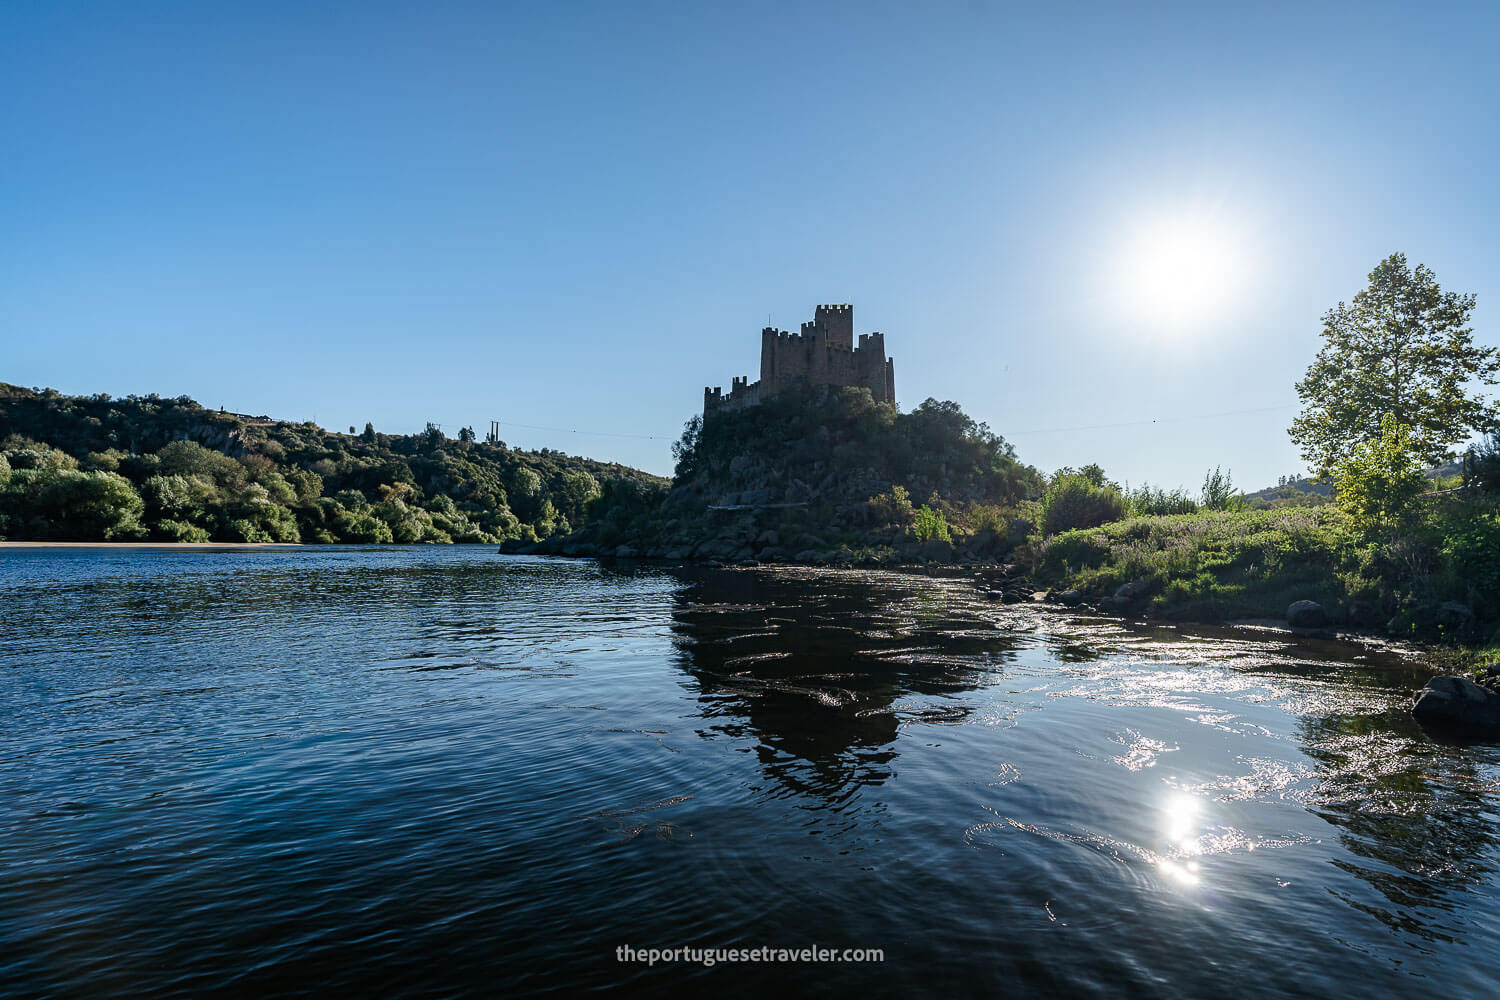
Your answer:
(705, 304), (896, 416)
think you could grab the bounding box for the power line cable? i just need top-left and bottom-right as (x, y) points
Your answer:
(419, 402), (1300, 446)
(1006, 403), (1297, 436)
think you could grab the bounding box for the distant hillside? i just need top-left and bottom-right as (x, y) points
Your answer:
(1244, 461), (1465, 508)
(0, 383), (666, 543)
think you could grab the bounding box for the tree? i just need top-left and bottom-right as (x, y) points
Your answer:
(1333, 414), (1428, 538)
(1290, 253), (1499, 476)
(554, 468), (600, 523)
(508, 467), (545, 522)
(458, 426), (476, 445)
(360, 422), (377, 444)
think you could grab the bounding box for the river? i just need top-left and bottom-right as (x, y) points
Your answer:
(2, 547), (1497, 997)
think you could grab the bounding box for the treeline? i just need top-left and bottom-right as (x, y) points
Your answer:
(0, 384), (666, 544)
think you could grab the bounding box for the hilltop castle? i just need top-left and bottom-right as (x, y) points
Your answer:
(704, 304), (896, 416)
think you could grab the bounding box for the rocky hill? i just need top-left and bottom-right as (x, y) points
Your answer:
(521, 387), (1042, 565)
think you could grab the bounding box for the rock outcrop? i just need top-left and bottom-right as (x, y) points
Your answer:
(1412, 674), (1500, 734)
(1286, 600), (1327, 628)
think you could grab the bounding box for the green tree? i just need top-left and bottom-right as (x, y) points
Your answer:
(1333, 414), (1428, 538)
(360, 422), (377, 444)
(555, 468), (600, 524)
(38, 470), (146, 540)
(1290, 253), (1499, 476)
(509, 467), (545, 522)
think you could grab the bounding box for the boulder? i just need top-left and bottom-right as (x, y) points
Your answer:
(793, 548), (822, 563)
(1114, 579), (1150, 601)
(1437, 601), (1477, 635)
(1412, 675), (1500, 734)
(755, 529), (780, 548)
(1057, 589), (1084, 606)
(918, 539), (954, 563)
(614, 544), (639, 559)
(1287, 600), (1327, 628)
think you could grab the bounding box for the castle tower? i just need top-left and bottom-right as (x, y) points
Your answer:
(814, 304), (853, 351)
(706, 303), (895, 417)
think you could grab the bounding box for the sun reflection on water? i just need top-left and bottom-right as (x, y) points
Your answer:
(1160, 793), (1205, 886)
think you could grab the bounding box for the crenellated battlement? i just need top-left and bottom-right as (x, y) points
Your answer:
(705, 303), (897, 416)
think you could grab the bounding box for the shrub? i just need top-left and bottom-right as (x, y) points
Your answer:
(1041, 474), (1126, 535)
(869, 485), (915, 525)
(1125, 484), (1198, 517)
(970, 503), (1007, 533)
(1200, 467), (1244, 512)
(911, 504), (952, 542)
(153, 519), (211, 543)
(1465, 433), (1500, 493)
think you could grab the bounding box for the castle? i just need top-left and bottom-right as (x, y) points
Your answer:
(703, 304), (896, 416)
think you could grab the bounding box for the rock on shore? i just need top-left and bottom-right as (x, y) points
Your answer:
(1412, 675), (1500, 734)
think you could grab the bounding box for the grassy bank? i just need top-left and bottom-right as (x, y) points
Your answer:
(1018, 501), (1500, 647)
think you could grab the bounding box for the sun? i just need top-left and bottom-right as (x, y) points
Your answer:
(1116, 211), (1250, 333)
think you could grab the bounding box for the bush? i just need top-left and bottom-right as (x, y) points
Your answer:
(869, 485), (915, 525)
(970, 503), (1007, 533)
(1200, 467), (1244, 512)
(1042, 474), (1126, 535)
(153, 519), (211, 543)
(1465, 433), (1500, 493)
(1125, 484), (1198, 517)
(911, 504), (951, 542)
(1441, 512), (1500, 614)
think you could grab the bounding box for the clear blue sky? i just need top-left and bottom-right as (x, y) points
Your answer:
(3, 1), (1496, 487)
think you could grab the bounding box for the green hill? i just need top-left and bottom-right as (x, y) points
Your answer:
(0, 383), (665, 543)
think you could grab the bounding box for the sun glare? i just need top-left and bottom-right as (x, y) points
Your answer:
(1116, 211), (1250, 333)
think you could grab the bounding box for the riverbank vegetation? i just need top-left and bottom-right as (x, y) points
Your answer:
(0, 384), (666, 544)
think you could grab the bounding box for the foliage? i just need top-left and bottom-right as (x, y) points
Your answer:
(0, 383), (666, 544)
(1200, 466), (1244, 512)
(1041, 473), (1126, 535)
(1125, 483), (1198, 517)
(1289, 253), (1499, 476)
(679, 388), (1042, 508)
(910, 504), (952, 542)
(1332, 414), (1429, 539)
(969, 503), (1008, 533)
(1024, 508), (1353, 621)
(1464, 433), (1500, 493)
(868, 485), (915, 525)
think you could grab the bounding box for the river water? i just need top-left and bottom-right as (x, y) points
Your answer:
(1, 547), (1497, 997)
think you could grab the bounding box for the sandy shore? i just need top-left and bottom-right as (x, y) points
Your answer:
(0, 541), (304, 550)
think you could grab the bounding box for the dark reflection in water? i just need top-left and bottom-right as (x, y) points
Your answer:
(669, 569), (1024, 800)
(2, 549), (1499, 998)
